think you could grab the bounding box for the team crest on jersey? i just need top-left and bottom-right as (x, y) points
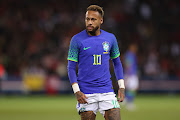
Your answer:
(102, 41), (109, 54)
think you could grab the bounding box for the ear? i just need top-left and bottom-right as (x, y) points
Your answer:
(100, 18), (103, 24)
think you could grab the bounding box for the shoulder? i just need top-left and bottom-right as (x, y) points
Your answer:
(101, 30), (116, 37)
(70, 30), (87, 47)
(101, 29), (116, 39)
(72, 30), (87, 41)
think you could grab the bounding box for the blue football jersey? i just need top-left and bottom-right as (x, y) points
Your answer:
(68, 29), (120, 94)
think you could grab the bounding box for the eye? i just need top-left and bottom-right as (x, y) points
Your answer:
(86, 18), (90, 21)
(91, 18), (96, 21)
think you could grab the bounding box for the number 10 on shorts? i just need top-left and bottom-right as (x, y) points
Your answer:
(93, 54), (101, 65)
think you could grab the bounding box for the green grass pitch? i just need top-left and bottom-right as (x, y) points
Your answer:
(0, 94), (180, 120)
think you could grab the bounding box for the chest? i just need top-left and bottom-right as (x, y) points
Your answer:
(79, 38), (112, 55)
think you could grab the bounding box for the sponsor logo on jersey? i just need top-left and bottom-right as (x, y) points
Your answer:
(84, 47), (91, 50)
(102, 41), (109, 54)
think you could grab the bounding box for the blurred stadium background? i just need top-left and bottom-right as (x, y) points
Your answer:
(0, 0), (180, 120)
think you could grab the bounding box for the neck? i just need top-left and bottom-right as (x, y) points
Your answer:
(87, 28), (101, 36)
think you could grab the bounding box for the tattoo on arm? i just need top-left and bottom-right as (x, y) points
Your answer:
(75, 91), (83, 99)
(120, 88), (125, 95)
(75, 91), (88, 104)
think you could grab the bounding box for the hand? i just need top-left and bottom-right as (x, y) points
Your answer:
(75, 91), (88, 104)
(118, 88), (125, 102)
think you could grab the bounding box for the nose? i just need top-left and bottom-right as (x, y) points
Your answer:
(88, 20), (92, 25)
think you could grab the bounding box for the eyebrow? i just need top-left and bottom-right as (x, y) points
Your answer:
(86, 17), (97, 19)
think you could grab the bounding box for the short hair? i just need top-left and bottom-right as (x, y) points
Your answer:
(86, 5), (104, 17)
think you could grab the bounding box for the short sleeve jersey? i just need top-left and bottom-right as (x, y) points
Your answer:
(68, 29), (120, 94)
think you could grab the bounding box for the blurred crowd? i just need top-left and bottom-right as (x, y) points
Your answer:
(0, 0), (180, 83)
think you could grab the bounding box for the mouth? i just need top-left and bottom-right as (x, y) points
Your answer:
(87, 26), (93, 30)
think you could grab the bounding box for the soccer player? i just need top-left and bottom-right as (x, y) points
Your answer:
(123, 44), (139, 110)
(67, 5), (125, 120)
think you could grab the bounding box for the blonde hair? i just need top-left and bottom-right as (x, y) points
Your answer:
(87, 5), (104, 17)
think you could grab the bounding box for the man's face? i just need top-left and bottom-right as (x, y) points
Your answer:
(85, 11), (103, 34)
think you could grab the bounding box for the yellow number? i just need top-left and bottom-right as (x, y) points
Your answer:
(93, 54), (101, 65)
(97, 55), (101, 65)
(93, 55), (96, 65)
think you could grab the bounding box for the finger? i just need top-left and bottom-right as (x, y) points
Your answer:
(78, 99), (83, 104)
(118, 98), (123, 102)
(118, 98), (122, 102)
(79, 97), (87, 104)
(82, 96), (88, 103)
(82, 94), (88, 103)
(81, 97), (86, 103)
(119, 95), (124, 102)
(118, 89), (121, 99)
(81, 98), (85, 103)
(84, 95), (88, 99)
(84, 99), (88, 104)
(117, 95), (124, 102)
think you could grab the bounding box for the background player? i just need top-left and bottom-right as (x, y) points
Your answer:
(67, 5), (125, 120)
(123, 43), (139, 110)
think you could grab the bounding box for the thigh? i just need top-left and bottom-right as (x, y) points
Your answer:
(80, 111), (96, 120)
(99, 92), (120, 116)
(104, 108), (121, 120)
(76, 94), (98, 114)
